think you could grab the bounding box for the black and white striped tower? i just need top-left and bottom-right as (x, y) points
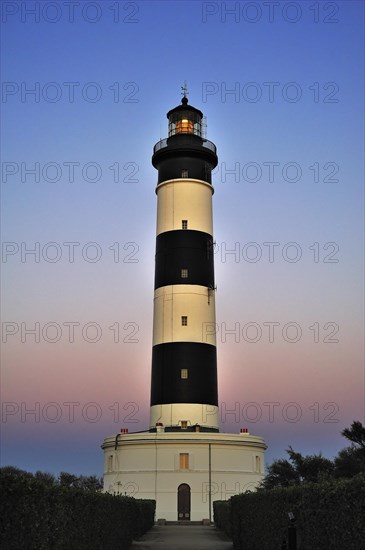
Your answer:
(102, 91), (267, 516)
(150, 88), (219, 433)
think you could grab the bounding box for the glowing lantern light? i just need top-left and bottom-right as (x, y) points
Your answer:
(175, 118), (194, 133)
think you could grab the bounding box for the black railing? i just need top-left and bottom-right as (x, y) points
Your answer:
(153, 138), (216, 155)
(153, 138), (168, 153)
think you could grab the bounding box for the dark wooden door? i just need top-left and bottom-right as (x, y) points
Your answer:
(177, 483), (191, 520)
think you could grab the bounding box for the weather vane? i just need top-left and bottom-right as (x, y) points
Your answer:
(181, 80), (188, 99)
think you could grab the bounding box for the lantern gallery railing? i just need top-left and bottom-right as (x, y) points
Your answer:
(153, 138), (217, 155)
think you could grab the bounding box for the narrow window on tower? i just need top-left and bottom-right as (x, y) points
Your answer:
(181, 268), (188, 278)
(180, 453), (189, 469)
(255, 456), (261, 473)
(181, 368), (188, 379)
(107, 455), (113, 473)
(182, 220), (188, 230)
(181, 316), (188, 326)
(181, 169), (189, 178)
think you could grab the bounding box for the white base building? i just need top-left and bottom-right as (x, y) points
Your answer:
(102, 430), (266, 521)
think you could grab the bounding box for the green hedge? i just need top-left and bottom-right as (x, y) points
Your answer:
(134, 499), (156, 538)
(213, 500), (232, 537)
(0, 472), (155, 549)
(225, 475), (365, 550)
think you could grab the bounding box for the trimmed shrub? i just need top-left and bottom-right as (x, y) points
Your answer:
(134, 499), (156, 538)
(213, 500), (232, 537)
(0, 471), (155, 549)
(229, 475), (365, 550)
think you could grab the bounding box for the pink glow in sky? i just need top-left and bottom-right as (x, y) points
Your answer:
(1, 1), (364, 476)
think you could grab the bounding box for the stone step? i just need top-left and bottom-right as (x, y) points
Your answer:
(164, 520), (210, 526)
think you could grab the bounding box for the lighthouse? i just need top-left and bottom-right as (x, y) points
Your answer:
(150, 87), (219, 433)
(102, 89), (267, 522)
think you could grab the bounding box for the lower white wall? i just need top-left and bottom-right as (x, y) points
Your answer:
(102, 432), (266, 521)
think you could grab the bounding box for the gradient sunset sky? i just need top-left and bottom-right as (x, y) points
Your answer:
(1, 0), (364, 476)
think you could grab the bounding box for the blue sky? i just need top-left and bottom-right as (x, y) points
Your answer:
(1, 0), (364, 476)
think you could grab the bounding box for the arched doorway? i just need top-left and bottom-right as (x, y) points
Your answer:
(177, 483), (191, 520)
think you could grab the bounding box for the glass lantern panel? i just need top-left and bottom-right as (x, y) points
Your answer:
(175, 119), (194, 134)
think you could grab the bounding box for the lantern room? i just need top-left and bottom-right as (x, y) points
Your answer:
(167, 96), (203, 137)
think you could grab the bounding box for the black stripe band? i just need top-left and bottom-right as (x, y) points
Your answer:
(154, 230), (215, 290)
(150, 342), (218, 406)
(152, 134), (218, 184)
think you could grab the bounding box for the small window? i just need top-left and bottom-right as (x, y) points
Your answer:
(181, 169), (189, 178)
(181, 316), (188, 326)
(107, 455), (113, 473)
(181, 268), (188, 278)
(255, 456), (261, 473)
(180, 453), (189, 469)
(181, 368), (188, 379)
(182, 220), (188, 230)
(180, 421), (188, 430)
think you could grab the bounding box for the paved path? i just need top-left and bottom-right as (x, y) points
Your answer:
(131, 524), (233, 550)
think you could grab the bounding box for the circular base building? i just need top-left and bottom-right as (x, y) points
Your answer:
(102, 430), (266, 521)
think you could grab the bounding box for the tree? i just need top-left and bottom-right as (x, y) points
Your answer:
(260, 421), (365, 489)
(342, 420), (365, 451)
(287, 446), (334, 483)
(77, 475), (103, 492)
(334, 447), (363, 478)
(0, 467), (103, 492)
(259, 456), (299, 490)
(34, 470), (56, 486)
(58, 472), (103, 491)
(334, 420), (365, 478)
(0, 466), (33, 480)
(58, 471), (78, 488)
(260, 447), (334, 490)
